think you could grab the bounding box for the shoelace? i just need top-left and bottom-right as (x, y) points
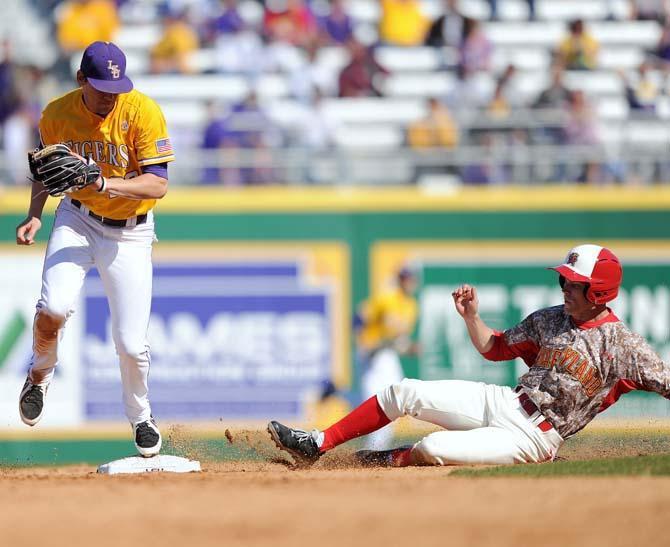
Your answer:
(290, 428), (314, 445)
(23, 385), (43, 405)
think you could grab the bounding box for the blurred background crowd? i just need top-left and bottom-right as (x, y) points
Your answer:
(2, 0), (670, 186)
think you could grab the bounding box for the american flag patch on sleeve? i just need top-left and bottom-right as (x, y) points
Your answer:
(155, 138), (173, 154)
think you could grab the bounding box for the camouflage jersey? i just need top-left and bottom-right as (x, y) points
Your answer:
(483, 305), (670, 439)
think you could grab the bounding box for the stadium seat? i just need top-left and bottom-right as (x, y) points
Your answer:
(321, 98), (427, 124)
(334, 125), (405, 149)
(115, 24), (161, 51)
(375, 47), (444, 72)
(384, 72), (456, 97)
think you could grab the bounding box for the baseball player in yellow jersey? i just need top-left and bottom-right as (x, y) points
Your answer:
(355, 267), (419, 449)
(15, 41), (174, 457)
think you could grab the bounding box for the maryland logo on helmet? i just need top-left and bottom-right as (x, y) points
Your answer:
(549, 244), (623, 304)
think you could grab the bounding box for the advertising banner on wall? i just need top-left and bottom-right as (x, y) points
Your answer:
(82, 243), (349, 422)
(370, 241), (670, 417)
(0, 251), (83, 428)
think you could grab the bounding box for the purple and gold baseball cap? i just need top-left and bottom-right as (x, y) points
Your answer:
(80, 41), (133, 94)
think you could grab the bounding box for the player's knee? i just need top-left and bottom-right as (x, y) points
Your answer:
(34, 310), (66, 336)
(393, 378), (424, 414)
(413, 433), (449, 466)
(115, 337), (149, 362)
(378, 378), (423, 420)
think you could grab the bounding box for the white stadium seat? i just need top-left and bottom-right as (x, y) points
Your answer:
(322, 98), (427, 124)
(375, 47), (443, 72)
(384, 72), (455, 97)
(590, 21), (661, 47)
(596, 97), (629, 120)
(625, 121), (670, 146)
(563, 71), (624, 95)
(334, 125), (405, 149)
(115, 24), (161, 51)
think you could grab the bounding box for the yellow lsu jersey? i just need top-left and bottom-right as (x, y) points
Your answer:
(357, 288), (418, 353)
(39, 88), (175, 220)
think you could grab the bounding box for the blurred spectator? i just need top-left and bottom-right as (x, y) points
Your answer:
(0, 40), (20, 129)
(263, 0), (318, 48)
(653, 23), (670, 64)
(338, 40), (389, 98)
(563, 91), (600, 145)
(56, 0), (119, 54)
(289, 42), (337, 103)
(201, 94), (278, 186)
(317, 0), (353, 45)
(3, 62), (43, 185)
(461, 133), (510, 184)
(4, 98), (40, 185)
(424, 0), (464, 48)
(408, 97), (459, 181)
(379, 0), (429, 46)
(291, 89), (341, 182)
(532, 63), (572, 147)
(487, 0), (536, 21)
(292, 89), (338, 151)
(225, 92), (282, 185)
(486, 64), (518, 118)
(201, 102), (240, 185)
(562, 90), (602, 183)
(619, 62), (659, 114)
(629, 0), (669, 21)
(533, 63), (572, 109)
(150, 10), (199, 74)
(458, 18), (493, 77)
(202, 0), (245, 46)
(556, 19), (599, 70)
(407, 98), (459, 149)
(214, 30), (270, 75)
(447, 64), (492, 110)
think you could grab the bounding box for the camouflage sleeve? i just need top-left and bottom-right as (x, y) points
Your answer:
(626, 334), (670, 399)
(482, 312), (540, 366)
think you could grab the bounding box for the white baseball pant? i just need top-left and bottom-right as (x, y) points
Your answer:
(30, 198), (155, 425)
(376, 379), (563, 465)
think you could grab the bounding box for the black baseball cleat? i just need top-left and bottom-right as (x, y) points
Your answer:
(133, 418), (162, 457)
(267, 421), (321, 466)
(354, 445), (414, 468)
(19, 377), (48, 426)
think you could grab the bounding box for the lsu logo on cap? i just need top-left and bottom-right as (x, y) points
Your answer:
(107, 60), (120, 79)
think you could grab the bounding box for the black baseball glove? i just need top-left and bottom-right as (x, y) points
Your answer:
(28, 143), (101, 197)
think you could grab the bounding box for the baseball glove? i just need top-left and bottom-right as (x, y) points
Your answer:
(28, 144), (101, 197)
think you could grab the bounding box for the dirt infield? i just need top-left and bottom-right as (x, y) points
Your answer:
(1, 463), (669, 547)
(1, 422), (670, 547)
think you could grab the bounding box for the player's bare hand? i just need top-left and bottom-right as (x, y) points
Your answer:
(452, 284), (479, 319)
(16, 216), (42, 245)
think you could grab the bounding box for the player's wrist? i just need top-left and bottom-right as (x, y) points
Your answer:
(96, 176), (106, 193)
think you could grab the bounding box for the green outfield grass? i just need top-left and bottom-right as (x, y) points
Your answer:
(0, 436), (261, 466)
(452, 454), (670, 477)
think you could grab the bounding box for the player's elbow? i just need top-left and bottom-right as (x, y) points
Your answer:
(153, 178), (168, 199)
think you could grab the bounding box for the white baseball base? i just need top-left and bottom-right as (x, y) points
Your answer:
(97, 455), (202, 475)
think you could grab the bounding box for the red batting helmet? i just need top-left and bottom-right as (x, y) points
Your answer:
(549, 244), (622, 304)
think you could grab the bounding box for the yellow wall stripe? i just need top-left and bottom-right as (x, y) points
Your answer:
(3, 186), (670, 214)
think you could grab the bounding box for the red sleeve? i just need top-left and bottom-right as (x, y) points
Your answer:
(598, 379), (641, 413)
(482, 331), (539, 366)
